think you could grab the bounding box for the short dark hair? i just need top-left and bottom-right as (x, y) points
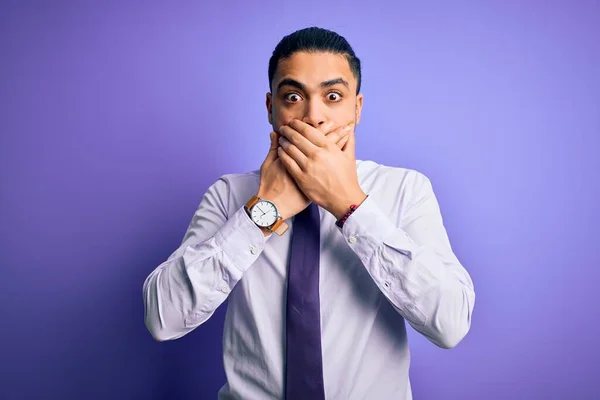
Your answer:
(268, 27), (362, 94)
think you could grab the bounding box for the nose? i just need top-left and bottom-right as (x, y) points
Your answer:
(301, 99), (327, 128)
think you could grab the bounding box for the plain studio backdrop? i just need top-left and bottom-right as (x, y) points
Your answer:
(1, 1), (598, 399)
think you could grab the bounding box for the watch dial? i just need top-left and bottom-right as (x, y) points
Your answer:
(251, 200), (278, 227)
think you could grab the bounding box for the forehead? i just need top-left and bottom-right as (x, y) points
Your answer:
(273, 51), (356, 90)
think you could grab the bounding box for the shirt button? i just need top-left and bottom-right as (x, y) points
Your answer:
(220, 285), (229, 293)
(348, 236), (357, 244)
(249, 245), (258, 255)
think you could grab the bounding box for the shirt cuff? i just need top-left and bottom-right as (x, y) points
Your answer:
(338, 194), (415, 263)
(214, 206), (273, 274)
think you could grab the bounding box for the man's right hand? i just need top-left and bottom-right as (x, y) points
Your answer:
(256, 122), (352, 221)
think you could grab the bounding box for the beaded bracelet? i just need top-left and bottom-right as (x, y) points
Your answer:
(335, 204), (359, 228)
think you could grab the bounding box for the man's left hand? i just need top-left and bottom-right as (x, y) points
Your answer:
(277, 119), (368, 220)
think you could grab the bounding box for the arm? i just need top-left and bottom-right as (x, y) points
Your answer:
(142, 177), (271, 341)
(339, 171), (475, 349)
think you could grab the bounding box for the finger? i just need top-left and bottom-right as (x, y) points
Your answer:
(324, 123), (354, 146)
(316, 120), (336, 135)
(278, 136), (308, 170)
(279, 124), (320, 157)
(287, 119), (328, 148)
(337, 135), (349, 149)
(277, 146), (303, 180)
(343, 127), (356, 158)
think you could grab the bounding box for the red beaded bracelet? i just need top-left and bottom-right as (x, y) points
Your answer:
(335, 204), (359, 228)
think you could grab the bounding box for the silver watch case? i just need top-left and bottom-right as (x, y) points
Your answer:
(247, 199), (280, 228)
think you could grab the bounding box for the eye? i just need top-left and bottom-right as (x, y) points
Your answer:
(284, 93), (302, 103)
(327, 92), (342, 102)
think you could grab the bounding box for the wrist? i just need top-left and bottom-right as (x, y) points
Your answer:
(245, 193), (285, 237)
(330, 190), (368, 220)
(255, 190), (289, 221)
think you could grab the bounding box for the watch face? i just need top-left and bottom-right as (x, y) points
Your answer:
(250, 200), (278, 227)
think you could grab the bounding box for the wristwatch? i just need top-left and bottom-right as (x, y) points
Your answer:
(244, 195), (289, 236)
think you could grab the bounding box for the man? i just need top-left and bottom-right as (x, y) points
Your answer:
(143, 27), (475, 400)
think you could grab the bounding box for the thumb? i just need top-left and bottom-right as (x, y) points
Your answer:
(263, 132), (279, 166)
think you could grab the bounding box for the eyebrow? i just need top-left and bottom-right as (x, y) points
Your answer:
(276, 77), (350, 92)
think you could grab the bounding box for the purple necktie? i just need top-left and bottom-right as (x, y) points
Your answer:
(285, 202), (326, 400)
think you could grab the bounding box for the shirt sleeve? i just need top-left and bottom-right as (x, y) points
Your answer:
(338, 171), (476, 349)
(142, 177), (272, 341)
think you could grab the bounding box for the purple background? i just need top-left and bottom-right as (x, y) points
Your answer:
(1, 1), (599, 399)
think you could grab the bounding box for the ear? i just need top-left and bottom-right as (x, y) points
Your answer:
(355, 93), (364, 124)
(266, 92), (273, 125)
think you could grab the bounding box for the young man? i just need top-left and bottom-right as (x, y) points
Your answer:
(143, 27), (475, 400)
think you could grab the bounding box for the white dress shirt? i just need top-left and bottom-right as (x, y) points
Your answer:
(143, 159), (475, 400)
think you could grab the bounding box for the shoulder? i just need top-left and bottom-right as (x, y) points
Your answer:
(213, 168), (260, 190)
(357, 159), (432, 191)
(205, 169), (261, 216)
